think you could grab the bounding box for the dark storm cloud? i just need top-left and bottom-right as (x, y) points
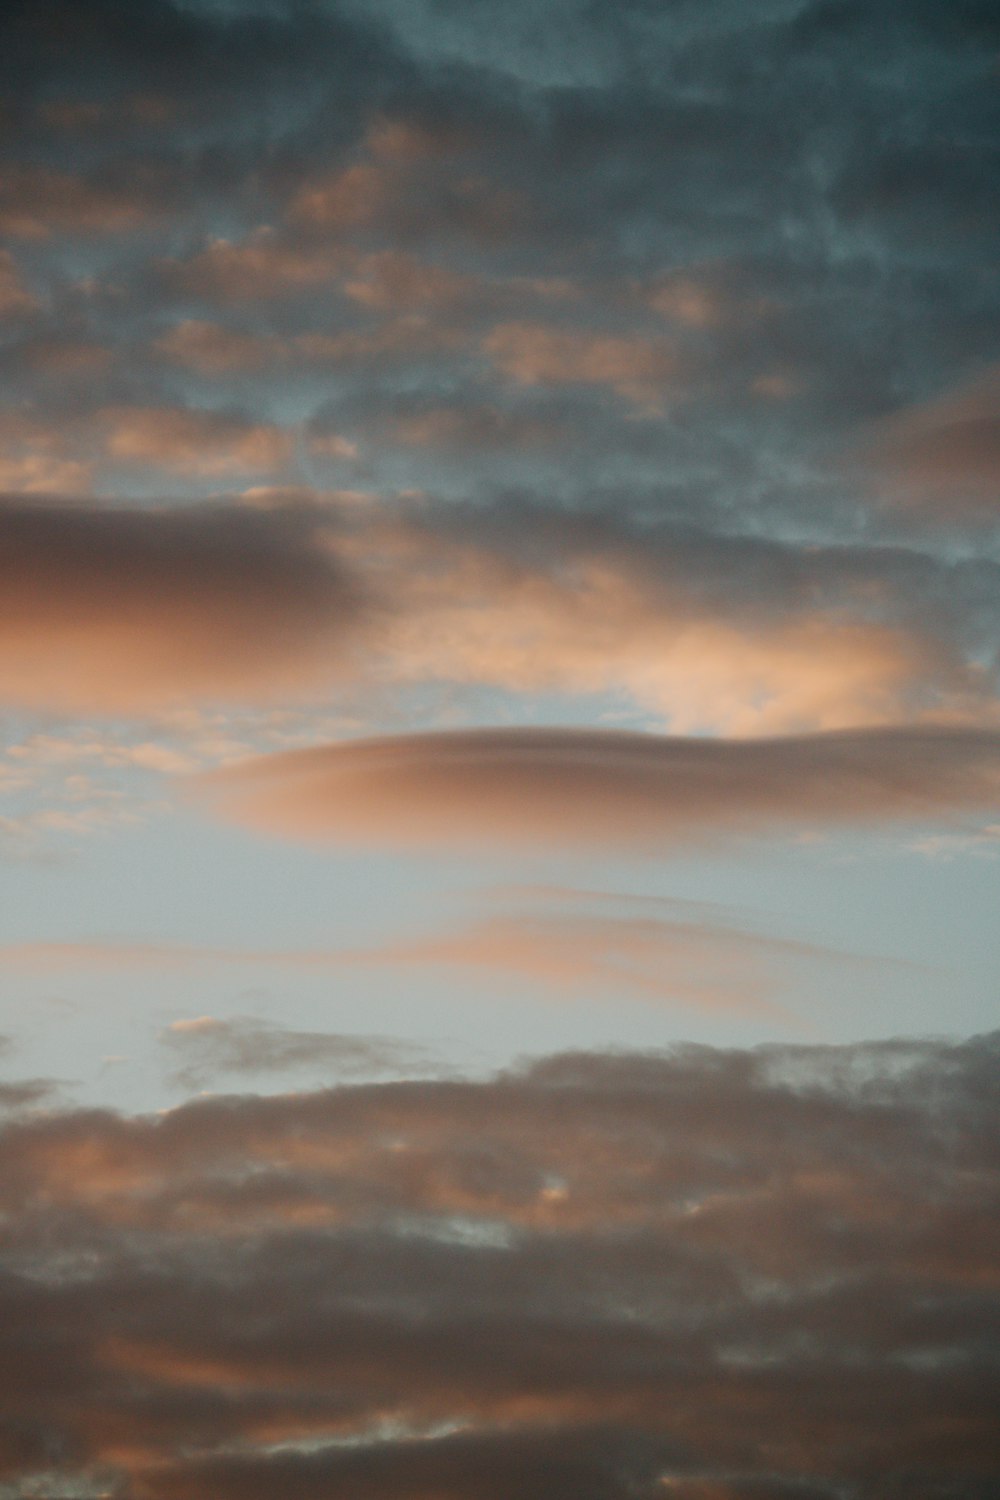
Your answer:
(0, 1033), (997, 1495)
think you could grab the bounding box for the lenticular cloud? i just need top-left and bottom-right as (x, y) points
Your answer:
(193, 723), (1000, 849)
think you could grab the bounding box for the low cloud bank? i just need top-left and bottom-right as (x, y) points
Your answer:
(0, 1032), (997, 1496)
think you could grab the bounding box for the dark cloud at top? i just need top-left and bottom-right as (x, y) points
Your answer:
(0, 0), (994, 528)
(0, 1032), (997, 1496)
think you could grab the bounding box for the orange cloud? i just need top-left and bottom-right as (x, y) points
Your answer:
(1, 891), (867, 1019)
(101, 406), (293, 477)
(373, 532), (949, 733)
(866, 363), (1000, 518)
(0, 165), (154, 237)
(0, 249), (38, 315)
(484, 322), (676, 407)
(191, 724), (1000, 852)
(343, 249), (479, 312)
(291, 161), (388, 228)
(323, 503), (995, 733)
(347, 906), (863, 1019)
(172, 228), (346, 300)
(154, 320), (270, 374)
(0, 500), (368, 713)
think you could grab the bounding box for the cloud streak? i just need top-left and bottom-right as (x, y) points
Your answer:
(192, 724), (1000, 850)
(2, 884), (880, 1019)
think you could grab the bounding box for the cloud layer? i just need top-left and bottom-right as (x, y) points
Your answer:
(0, 1033), (997, 1497)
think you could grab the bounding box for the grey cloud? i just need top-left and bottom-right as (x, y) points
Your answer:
(0, 1079), (56, 1112)
(162, 1015), (436, 1089)
(0, 1033), (997, 1496)
(0, 0), (992, 658)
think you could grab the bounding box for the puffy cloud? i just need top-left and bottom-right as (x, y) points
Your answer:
(1, 483), (996, 728)
(0, 452), (93, 493)
(291, 161), (390, 229)
(192, 723), (1000, 851)
(0, 1034), (997, 1495)
(0, 499), (369, 713)
(309, 499), (996, 735)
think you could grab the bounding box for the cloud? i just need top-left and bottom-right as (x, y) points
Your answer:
(0, 884), (877, 1019)
(192, 724), (1000, 851)
(154, 320), (272, 375)
(162, 1016), (434, 1090)
(0, 250), (38, 316)
(1, 485), (996, 729)
(101, 406), (293, 478)
(327, 500), (999, 734)
(0, 1079), (55, 1112)
(345, 891), (886, 1018)
(171, 229), (348, 301)
(0, 1033), (997, 1495)
(868, 364), (1000, 518)
(0, 164), (156, 237)
(484, 322), (676, 408)
(0, 499), (369, 713)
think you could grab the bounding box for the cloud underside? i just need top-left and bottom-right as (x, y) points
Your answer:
(0, 1034), (998, 1497)
(0, 500), (365, 711)
(194, 724), (1000, 849)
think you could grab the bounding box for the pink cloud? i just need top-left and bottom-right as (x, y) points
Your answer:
(191, 724), (1000, 852)
(0, 500), (368, 713)
(484, 322), (676, 408)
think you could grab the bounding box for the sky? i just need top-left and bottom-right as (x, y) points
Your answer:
(0, 0), (998, 1495)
